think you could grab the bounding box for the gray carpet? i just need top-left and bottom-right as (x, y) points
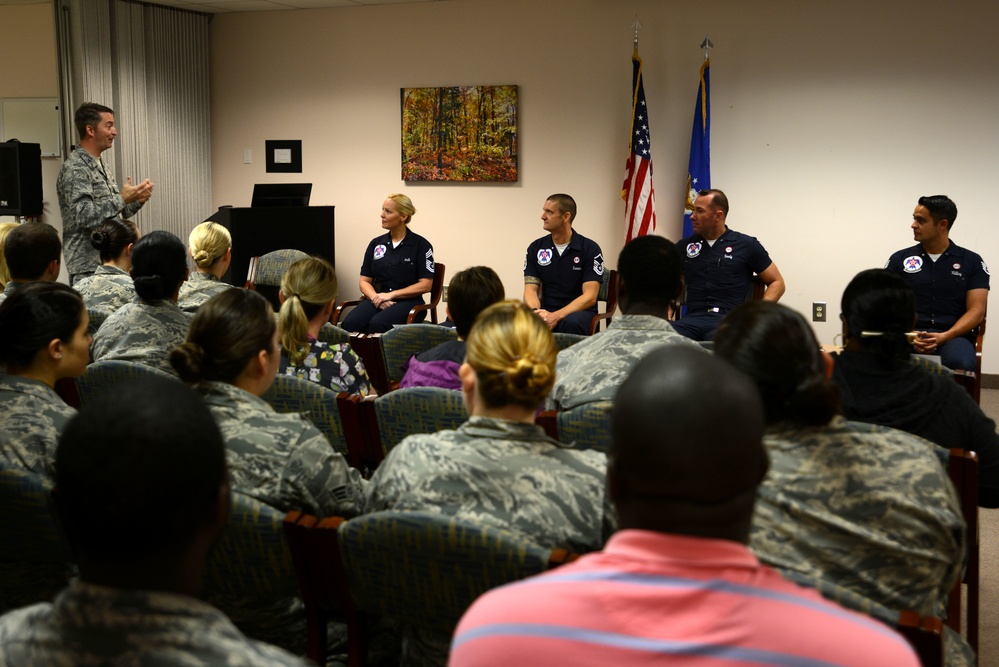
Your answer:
(977, 387), (998, 666)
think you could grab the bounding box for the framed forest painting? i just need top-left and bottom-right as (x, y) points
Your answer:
(401, 85), (518, 182)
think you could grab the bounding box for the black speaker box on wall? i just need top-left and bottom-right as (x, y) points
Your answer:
(0, 142), (43, 217)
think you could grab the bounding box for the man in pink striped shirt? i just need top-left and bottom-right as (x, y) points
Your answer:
(449, 347), (919, 667)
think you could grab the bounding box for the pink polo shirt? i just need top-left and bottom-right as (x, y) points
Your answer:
(449, 530), (919, 667)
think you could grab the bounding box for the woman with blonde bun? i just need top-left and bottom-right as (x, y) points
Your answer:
(340, 194), (436, 333)
(365, 300), (612, 665)
(178, 221), (233, 313)
(0, 222), (19, 290)
(278, 256), (371, 396)
(73, 219), (139, 312)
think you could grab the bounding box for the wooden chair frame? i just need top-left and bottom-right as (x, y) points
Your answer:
(333, 262), (447, 327)
(588, 269), (619, 335)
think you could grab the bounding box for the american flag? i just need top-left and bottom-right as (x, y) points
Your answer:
(623, 54), (657, 242)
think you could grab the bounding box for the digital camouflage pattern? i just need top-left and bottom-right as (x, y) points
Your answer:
(0, 580), (311, 666)
(0, 376), (76, 479)
(198, 381), (366, 518)
(279, 339), (372, 397)
(73, 264), (134, 313)
(56, 148), (144, 278)
(546, 314), (706, 410)
(750, 416), (965, 617)
(366, 415), (612, 553)
(365, 415), (613, 666)
(90, 299), (191, 375)
(178, 272), (234, 314)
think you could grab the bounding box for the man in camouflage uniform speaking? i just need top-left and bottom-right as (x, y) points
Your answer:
(56, 103), (153, 285)
(0, 376), (310, 666)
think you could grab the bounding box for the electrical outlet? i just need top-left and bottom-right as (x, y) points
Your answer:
(442, 285), (448, 302)
(812, 302), (826, 322)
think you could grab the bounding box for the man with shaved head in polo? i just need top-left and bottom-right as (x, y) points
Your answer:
(449, 347), (918, 667)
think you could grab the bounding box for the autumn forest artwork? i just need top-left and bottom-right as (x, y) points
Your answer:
(401, 85), (518, 182)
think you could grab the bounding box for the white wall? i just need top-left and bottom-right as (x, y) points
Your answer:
(210, 0), (999, 372)
(0, 3), (68, 283)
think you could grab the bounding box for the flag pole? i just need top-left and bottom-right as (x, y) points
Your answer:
(700, 34), (713, 61)
(632, 16), (642, 58)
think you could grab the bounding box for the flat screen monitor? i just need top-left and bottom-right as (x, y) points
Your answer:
(251, 183), (312, 207)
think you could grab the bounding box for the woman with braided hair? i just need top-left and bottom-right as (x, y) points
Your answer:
(276, 256), (370, 396)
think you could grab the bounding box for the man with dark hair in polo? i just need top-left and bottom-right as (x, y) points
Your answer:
(885, 194), (989, 371)
(523, 193), (605, 335)
(0, 377), (309, 666)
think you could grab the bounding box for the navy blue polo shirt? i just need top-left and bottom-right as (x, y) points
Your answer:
(359, 229), (435, 292)
(524, 230), (603, 312)
(677, 227), (772, 314)
(885, 241), (990, 331)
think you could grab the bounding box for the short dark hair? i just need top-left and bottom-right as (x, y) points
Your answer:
(918, 195), (957, 230)
(698, 188), (729, 217)
(4, 223), (61, 281)
(74, 102), (114, 139)
(90, 219), (139, 263)
(130, 231), (187, 301)
(55, 376), (227, 564)
(841, 269), (916, 366)
(546, 194), (577, 224)
(171, 288), (276, 384)
(612, 346), (766, 536)
(715, 301), (839, 427)
(447, 266), (505, 338)
(617, 235), (682, 311)
(0, 281), (84, 368)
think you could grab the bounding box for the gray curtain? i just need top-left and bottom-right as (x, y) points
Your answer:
(57, 0), (211, 242)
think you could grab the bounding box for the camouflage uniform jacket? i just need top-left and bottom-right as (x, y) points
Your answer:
(366, 416), (612, 667)
(750, 416), (965, 616)
(365, 416), (612, 554)
(91, 299), (191, 375)
(73, 264), (135, 313)
(546, 314), (706, 410)
(178, 271), (234, 314)
(56, 147), (144, 277)
(279, 337), (372, 397)
(198, 381), (365, 518)
(0, 375), (76, 479)
(0, 580), (312, 666)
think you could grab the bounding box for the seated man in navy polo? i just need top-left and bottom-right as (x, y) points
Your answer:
(885, 194), (989, 371)
(523, 194), (604, 335)
(674, 189), (785, 341)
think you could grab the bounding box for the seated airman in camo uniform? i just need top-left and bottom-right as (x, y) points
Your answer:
(0, 375), (310, 666)
(178, 221), (234, 314)
(172, 288), (366, 654)
(547, 234), (705, 410)
(0, 283), (90, 479)
(0, 223), (62, 307)
(73, 219), (138, 313)
(366, 301), (613, 666)
(91, 231), (191, 375)
(278, 256), (371, 396)
(715, 302), (972, 665)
